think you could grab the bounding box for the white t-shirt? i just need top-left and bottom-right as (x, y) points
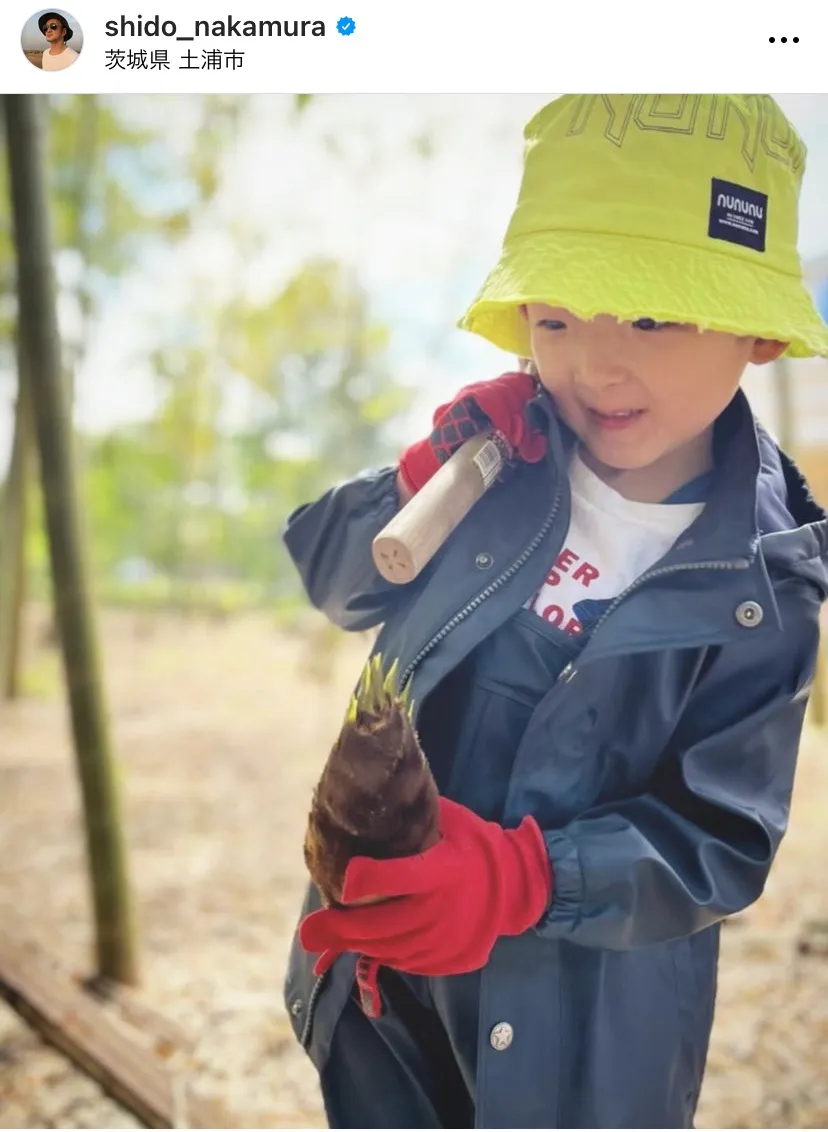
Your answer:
(529, 451), (706, 639)
(42, 47), (79, 71)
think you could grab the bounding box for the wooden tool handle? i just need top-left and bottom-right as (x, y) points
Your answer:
(372, 434), (507, 585)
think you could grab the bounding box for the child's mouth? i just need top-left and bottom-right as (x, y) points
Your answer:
(588, 408), (645, 431)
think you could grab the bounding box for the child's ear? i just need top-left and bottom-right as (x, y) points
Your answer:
(750, 338), (788, 365)
(519, 304), (528, 319)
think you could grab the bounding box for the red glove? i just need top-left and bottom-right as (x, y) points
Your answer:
(299, 797), (552, 1017)
(398, 371), (547, 496)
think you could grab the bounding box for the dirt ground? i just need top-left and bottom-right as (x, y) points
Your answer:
(0, 606), (827, 1129)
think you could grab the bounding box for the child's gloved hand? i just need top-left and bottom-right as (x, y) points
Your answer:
(299, 797), (553, 1016)
(398, 371), (547, 496)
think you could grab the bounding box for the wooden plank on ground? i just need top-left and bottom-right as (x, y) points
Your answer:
(0, 935), (236, 1128)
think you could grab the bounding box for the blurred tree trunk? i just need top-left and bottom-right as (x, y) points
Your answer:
(773, 355), (795, 456)
(63, 94), (99, 407)
(774, 355), (825, 726)
(2, 93), (138, 984)
(0, 341), (33, 700)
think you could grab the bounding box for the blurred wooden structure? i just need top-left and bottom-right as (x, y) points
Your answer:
(0, 935), (237, 1128)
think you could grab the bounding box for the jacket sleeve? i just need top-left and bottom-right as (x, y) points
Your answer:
(282, 466), (413, 631)
(536, 586), (822, 950)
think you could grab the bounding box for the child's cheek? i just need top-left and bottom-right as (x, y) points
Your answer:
(533, 364), (566, 403)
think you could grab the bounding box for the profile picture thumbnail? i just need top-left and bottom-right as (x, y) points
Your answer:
(22, 9), (83, 71)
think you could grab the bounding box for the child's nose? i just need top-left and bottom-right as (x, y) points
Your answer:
(574, 344), (630, 391)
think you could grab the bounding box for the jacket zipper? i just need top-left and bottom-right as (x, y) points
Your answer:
(556, 555), (752, 683)
(299, 483), (564, 1048)
(299, 969), (326, 1047)
(399, 486), (565, 688)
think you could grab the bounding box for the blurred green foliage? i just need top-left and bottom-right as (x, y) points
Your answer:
(1, 95), (415, 616)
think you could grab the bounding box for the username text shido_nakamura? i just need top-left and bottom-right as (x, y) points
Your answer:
(105, 16), (327, 37)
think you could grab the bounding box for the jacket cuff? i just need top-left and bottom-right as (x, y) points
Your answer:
(536, 830), (584, 935)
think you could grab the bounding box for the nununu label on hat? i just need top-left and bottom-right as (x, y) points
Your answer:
(708, 177), (768, 253)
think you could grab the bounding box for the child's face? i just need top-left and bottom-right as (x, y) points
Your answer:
(525, 304), (786, 476)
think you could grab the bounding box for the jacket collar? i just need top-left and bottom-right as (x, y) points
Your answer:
(526, 385), (827, 653)
(529, 384), (825, 565)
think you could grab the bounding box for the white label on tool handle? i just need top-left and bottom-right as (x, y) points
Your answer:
(472, 437), (504, 488)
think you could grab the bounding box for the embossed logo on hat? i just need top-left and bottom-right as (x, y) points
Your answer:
(562, 95), (804, 175)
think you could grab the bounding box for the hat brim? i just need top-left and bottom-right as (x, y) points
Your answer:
(459, 230), (828, 360)
(39, 13), (70, 36)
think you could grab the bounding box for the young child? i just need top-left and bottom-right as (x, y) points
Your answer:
(282, 94), (828, 1129)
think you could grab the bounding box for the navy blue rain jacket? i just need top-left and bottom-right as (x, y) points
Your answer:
(281, 388), (828, 1128)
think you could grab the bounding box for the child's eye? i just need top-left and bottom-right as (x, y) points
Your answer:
(632, 318), (676, 331)
(537, 319), (567, 331)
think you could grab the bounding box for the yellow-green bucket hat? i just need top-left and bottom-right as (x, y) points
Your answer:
(459, 94), (828, 359)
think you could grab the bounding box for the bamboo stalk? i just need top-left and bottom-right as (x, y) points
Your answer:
(2, 93), (139, 984)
